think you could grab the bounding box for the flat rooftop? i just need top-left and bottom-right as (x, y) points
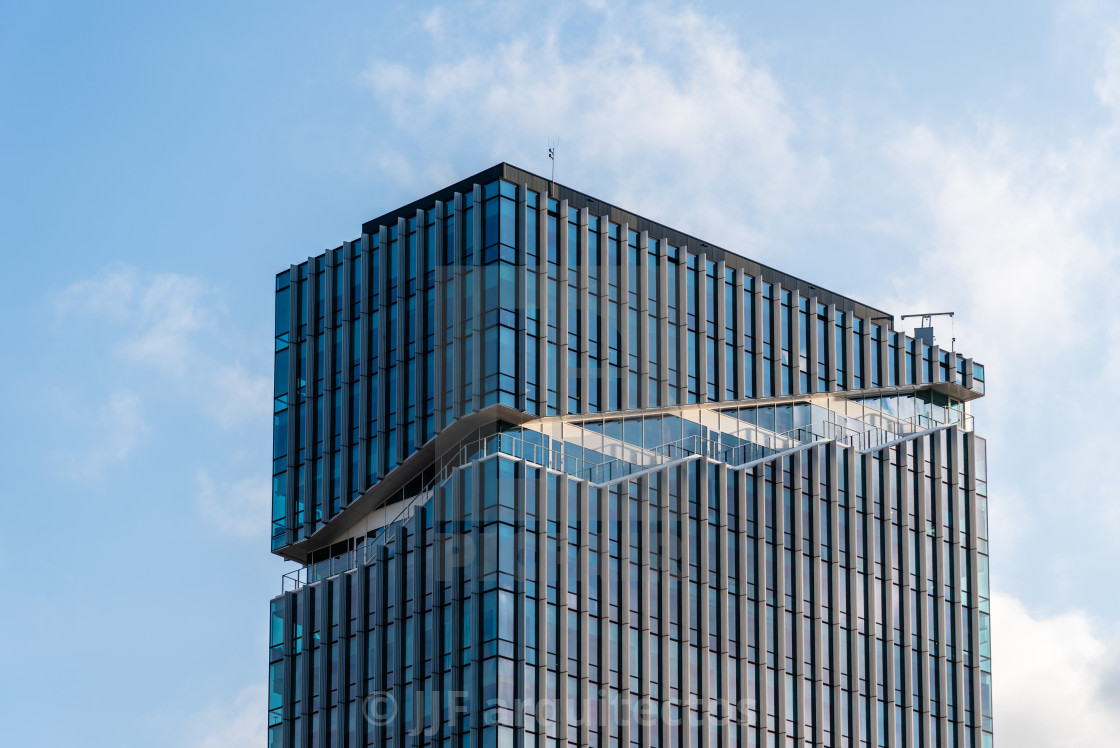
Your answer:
(356, 162), (892, 323)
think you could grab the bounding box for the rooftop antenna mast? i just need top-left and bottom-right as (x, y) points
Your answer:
(900, 311), (956, 352)
(548, 138), (558, 198)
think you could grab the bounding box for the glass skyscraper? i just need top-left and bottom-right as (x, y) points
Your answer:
(268, 163), (993, 748)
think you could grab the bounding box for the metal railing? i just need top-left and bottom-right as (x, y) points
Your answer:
(841, 407), (972, 452)
(281, 429), (589, 592)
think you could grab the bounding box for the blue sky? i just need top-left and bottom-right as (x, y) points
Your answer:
(3, 1), (1119, 745)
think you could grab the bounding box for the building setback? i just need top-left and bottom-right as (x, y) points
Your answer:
(268, 163), (993, 748)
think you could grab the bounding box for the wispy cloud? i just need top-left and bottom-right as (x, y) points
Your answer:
(57, 266), (212, 371)
(884, 120), (1115, 368)
(195, 470), (270, 541)
(878, 34), (1120, 609)
(54, 390), (149, 481)
(1093, 29), (1120, 116)
(364, 1), (822, 253)
(56, 264), (269, 428)
(182, 684), (265, 748)
(420, 6), (444, 39)
(52, 264), (270, 533)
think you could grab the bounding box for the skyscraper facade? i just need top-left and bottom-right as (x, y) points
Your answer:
(268, 164), (993, 748)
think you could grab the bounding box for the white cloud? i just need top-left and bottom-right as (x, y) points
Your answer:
(884, 122), (1115, 367)
(56, 264), (269, 428)
(119, 273), (211, 372)
(55, 264), (145, 321)
(183, 684), (266, 748)
(208, 363), (272, 429)
(358, 0), (1120, 615)
(56, 390), (148, 480)
(992, 591), (1120, 747)
(1094, 29), (1120, 115)
(365, 1), (823, 253)
(195, 470), (270, 540)
(420, 6), (444, 38)
(878, 49), (1120, 609)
